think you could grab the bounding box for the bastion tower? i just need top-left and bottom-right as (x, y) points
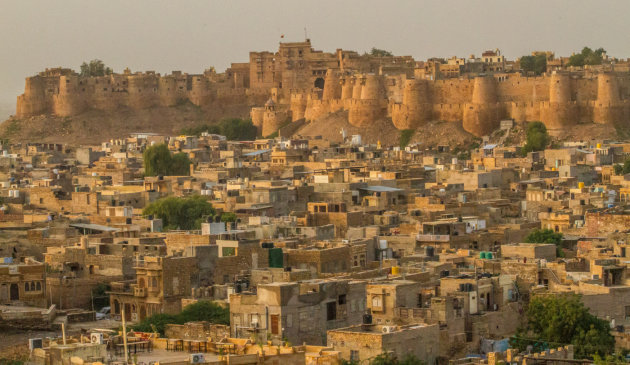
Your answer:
(391, 79), (432, 130)
(54, 75), (85, 117)
(463, 76), (501, 137)
(593, 72), (624, 125)
(348, 74), (386, 127)
(540, 72), (578, 130)
(17, 76), (46, 117)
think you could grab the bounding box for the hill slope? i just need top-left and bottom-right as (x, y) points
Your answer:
(0, 102), (250, 145)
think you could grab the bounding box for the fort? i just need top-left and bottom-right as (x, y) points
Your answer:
(15, 40), (630, 137)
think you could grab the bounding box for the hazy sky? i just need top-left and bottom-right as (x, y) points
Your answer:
(1, 0), (629, 113)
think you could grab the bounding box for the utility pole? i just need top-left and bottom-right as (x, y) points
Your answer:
(121, 307), (129, 364)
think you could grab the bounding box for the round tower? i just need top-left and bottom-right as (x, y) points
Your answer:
(348, 75), (386, 127)
(54, 75), (85, 116)
(471, 76), (497, 104)
(127, 74), (157, 110)
(541, 72), (577, 130)
(392, 79), (432, 130)
(594, 72), (623, 125)
(322, 69), (341, 101)
(597, 72), (621, 105)
(340, 78), (353, 100)
(463, 76), (500, 136)
(189, 75), (211, 107)
(549, 73), (571, 104)
(17, 76), (47, 117)
(360, 74), (384, 100)
(261, 98), (288, 137)
(158, 77), (178, 106)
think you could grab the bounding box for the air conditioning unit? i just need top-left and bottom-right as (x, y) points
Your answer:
(29, 338), (43, 351)
(381, 326), (396, 333)
(90, 333), (104, 344)
(190, 353), (205, 364)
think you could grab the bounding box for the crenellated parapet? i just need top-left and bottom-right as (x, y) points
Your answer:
(15, 69), (261, 118)
(16, 63), (630, 138)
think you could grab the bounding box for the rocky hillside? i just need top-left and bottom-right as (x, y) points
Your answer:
(0, 103), (625, 148)
(0, 102), (251, 145)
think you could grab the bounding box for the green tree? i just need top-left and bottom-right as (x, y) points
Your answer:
(369, 48), (393, 57)
(91, 283), (111, 310)
(614, 164), (624, 175)
(525, 228), (562, 245)
(220, 212), (237, 222)
(593, 353), (627, 365)
(179, 301), (230, 324)
(399, 129), (414, 149)
(521, 122), (550, 156)
(131, 301), (229, 335)
(180, 118), (258, 140)
(567, 47), (606, 67)
(143, 195), (215, 230)
(525, 228), (563, 257)
(143, 144), (191, 177)
(510, 294), (614, 359)
(520, 54), (547, 75)
(613, 157), (630, 175)
(79, 59), (113, 77)
(170, 152), (193, 175)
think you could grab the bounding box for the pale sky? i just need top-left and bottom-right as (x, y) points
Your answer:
(1, 0), (629, 116)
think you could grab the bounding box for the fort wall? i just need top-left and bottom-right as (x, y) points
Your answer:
(15, 60), (630, 138)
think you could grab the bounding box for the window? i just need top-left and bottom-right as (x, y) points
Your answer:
(338, 294), (347, 305)
(25, 282), (29, 292)
(326, 301), (337, 321)
(372, 296), (382, 308)
(350, 350), (359, 362)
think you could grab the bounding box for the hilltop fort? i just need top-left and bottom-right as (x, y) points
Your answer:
(13, 39), (630, 138)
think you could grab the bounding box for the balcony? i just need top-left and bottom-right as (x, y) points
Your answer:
(134, 286), (147, 297)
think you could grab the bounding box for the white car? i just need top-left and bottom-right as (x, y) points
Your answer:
(95, 306), (111, 320)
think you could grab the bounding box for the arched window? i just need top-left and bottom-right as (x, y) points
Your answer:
(36, 282), (42, 291)
(30, 282), (36, 291)
(152, 277), (158, 288)
(25, 282), (29, 292)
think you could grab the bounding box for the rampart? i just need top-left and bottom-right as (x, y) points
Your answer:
(283, 70), (630, 137)
(15, 43), (630, 138)
(16, 68), (267, 118)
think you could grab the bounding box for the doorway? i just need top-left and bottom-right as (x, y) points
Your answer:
(10, 283), (19, 301)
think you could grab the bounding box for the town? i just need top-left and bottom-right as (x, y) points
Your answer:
(2, 38), (630, 365)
